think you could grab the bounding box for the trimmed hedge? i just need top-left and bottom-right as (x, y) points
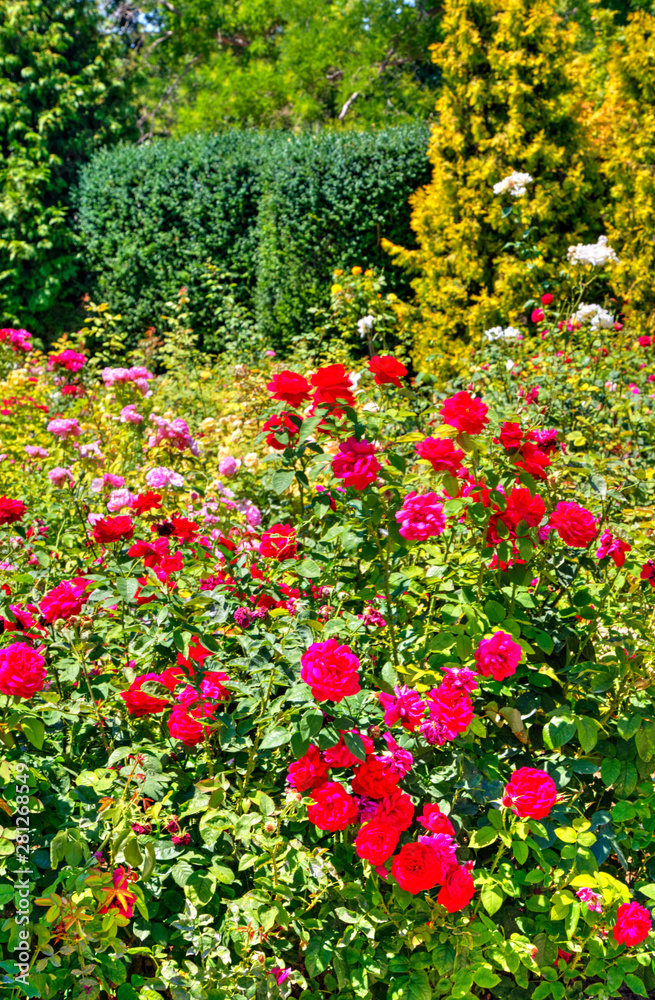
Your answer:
(76, 125), (431, 349)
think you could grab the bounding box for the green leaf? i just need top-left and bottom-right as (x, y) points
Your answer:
(601, 757), (621, 787)
(406, 970), (432, 1000)
(259, 727), (291, 749)
(624, 974), (648, 997)
(534, 630), (554, 655)
(614, 761), (638, 798)
(271, 469), (295, 494)
(484, 599), (506, 623)
(512, 840), (529, 864)
(473, 968), (501, 988)
(576, 716), (598, 753)
(299, 709), (324, 741)
(543, 716), (576, 749)
(123, 837), (143, 867)
(481, 883), (504, 915)
(305, 936), (333, 978)
(296, 558), (321, 578)
(469, 826), (498, 849)
(21, 716), (45, 750)
(116, 577), (139, 601)
(531, 984), (551, 1000)
(635, 723), (655, 762)
(342, 730), (367, 762)
(617, 713), (642, 740)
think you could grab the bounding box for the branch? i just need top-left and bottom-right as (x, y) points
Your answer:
(137, 53), (202, 143)
(338, 91), (360, 121)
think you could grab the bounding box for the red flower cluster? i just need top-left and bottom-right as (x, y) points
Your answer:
(549, 501), (597, 548)
(40, 580), (88, 623)
(130, 491), (163, 514)
(474, 631), (522, 682)
(421, 670), (476, 745)
(440, 392), (489, 436)
(93, 516), (134, 545)
(368, 355), (407, 388)
(121, 669), (179, 716)
(415, 437), (465, 476)
(502, 767), (557, 819)
(300, 639), (360, 703)
(260, 523), (297, 560)
(596, 530), (631, 568)
(613, 902), (652, 946)
(332, 437), (381, 490)
(0, 642), (47, 698)
(0, 496), (26, 526)
(263, 412), (301, 451)
(496, 422), (555, 480)
(267, 364), (356, 420)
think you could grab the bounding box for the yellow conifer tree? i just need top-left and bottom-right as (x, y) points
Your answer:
(385, 0), (604, 368)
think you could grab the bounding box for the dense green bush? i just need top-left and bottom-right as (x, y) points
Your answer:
(75, 125), (430, 349)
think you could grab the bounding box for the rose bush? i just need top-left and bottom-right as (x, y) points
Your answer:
(0, 253), (654, 1000)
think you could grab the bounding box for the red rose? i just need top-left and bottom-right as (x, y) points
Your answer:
(549, 501), (597, 548)
(640, 561), (655, 587)
(260, 523), (297, 560)
(531, 308), (545, 323)
(502, 767), (557, 819)
(0, 642), (46, 698)
(129, 537), (169, 568)
(596, 530), (631, 568)
(355, 821), (400, 864)
(176, 636), (212, 673)
(40, 580), (87, 623)
(267, 370), (312, 408)
(307, 780), (359, 831)
(368, 355), (407, 388)
(541, 293), (553, 306)
(415, 437), (465, 475)
(504, 487), (545, 528)
(263, 412), (301, 451)
(440, 392), (489, 435)
(437, 864), (475, 912)
(0, 497), (26, 525)
(300, 639), (360, 703)
(332, 437), (381, 490)
(497, 421), (524, 451)
(391, 841), (443, 894)
(287, 745), (331, 791)
(323, 729), (374, 767)
(200, 671), (231, 702)
(613, 902), (652, 946)
(130, 491), (163, 514)
(474, 631), (522, 682)
(311, 364), (355, 409)
(513, 441), (551, 480)
(171, 517), (199, 542)
(351, 757), (399, 799)
(121, 671), (176, 716)
(93, 516), (134, 544)
(419, 804), (455, 837)
(167, 704), (213, 746)
(373, 788), (415, 831)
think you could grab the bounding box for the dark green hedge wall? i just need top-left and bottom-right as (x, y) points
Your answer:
(75, 125), (431, 350)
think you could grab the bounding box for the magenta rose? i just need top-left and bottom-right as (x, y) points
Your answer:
(300, 639), (360, 703)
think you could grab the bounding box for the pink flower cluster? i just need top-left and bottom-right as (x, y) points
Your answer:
(47, 418), (81, 440)
(147, 415), (199, 456)
(102, 366), (154, 396)
(395, 491), (445, 541)
(332, 437), (381, 490)
(0, 328), (32, 353)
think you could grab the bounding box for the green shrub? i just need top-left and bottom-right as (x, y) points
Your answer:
(75, 125), (430, 350)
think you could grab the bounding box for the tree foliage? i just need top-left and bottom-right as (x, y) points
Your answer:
(0, 0), (137, 337)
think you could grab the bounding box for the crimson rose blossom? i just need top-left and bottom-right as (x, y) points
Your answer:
(0, 497), (26, 525)
(419, 804), (455, 837)
(121, 671), (177, 716)
(549, 501), (597, 548)
(351, 757), (399, 799)
(130, 491), (162, 514)
(379, 684), (426, 731)
(440, 392), (489, 435)
(502, 767), (557, 819)
(267, 370), (311, 408)
(40, 580), (87, 623)
(355, 821), (400, 865)
(596, 530), (631, 568)
(474, 631), (522, 682)
(167, 704), (214, 746)
(438, 864), (476, 912)
(311, 364), (355, 409)
(373, 788), (415, 831)
(0, 642), (47, 698)
(300, 639), (360, 703)
(395, 492), (445, 542)
(260, 523), (297, 560)
(263, 412), (301, 451)
(307, 781), (359, 831)
(612, 902), (652, 946)
(415, 437), (465, 475)
(504, 487), (545, 528)
(332, 437), (381, 490)
(391, 841), (443, 894)
(287, 745), (330, 792)
(93, 516), (134, 544)
(323, 729), (374, 767)
(368, 355), (407, 388)
(498, 421), (523, 451)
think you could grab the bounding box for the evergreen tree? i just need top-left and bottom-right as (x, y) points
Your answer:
(385, 0), (604, 364)
(0, 0), (136, 336)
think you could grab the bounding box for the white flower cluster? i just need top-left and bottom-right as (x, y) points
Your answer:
(483, 326), (522, 342)
(573, 303), (615, 330)
(357, 315), (375, 337)
(493, 172), (533, 198)
(567, 235), (618, 267)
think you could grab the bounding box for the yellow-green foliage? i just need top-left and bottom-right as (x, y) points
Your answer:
(600, 13), (655, 334)
(385, 0), (604, 369)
